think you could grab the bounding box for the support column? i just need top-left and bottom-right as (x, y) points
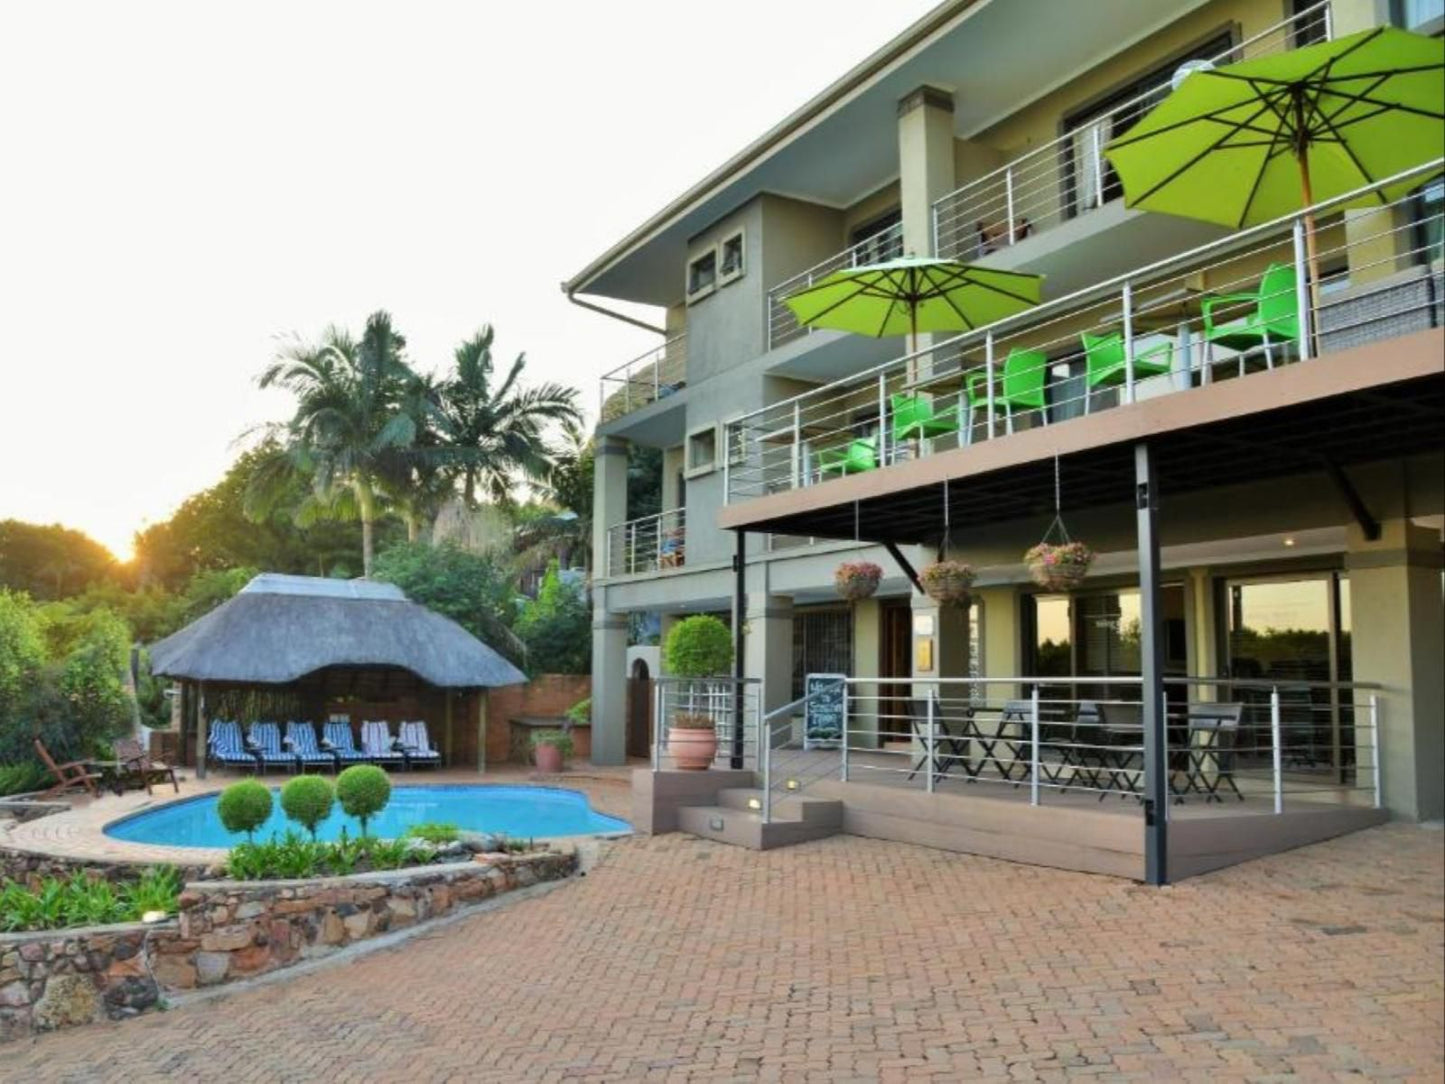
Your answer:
(745, 592), (793, 719)
(593, 436), (629, 579)
(590, 606), (628, 766)
(731, 531), (747, 769)
(897, 85), (956, 258)
(851, 598), (882, 749)
(195, 682), (207, 780)
(1135, 443), (1169, 886)
(1185, 568), (1219, 695)
(1346, 520), (1445, 820)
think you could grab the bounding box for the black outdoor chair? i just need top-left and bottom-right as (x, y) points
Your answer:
(1179, 702), (1245, 803)
(905, 694), (971, 784)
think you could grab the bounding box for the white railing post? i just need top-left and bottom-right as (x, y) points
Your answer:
(1323, 2), (1333, 40)
(605, 526), (614, 579)
(655, 515), (664, 571)
(628, 522), (637, 575)
(792, 401), (802, 489)
(985, 330), (997, 440)
(1004, 167), (1016, 245)
(1091, 125), (1105, 209)
(1122, 279), (1136, 404)
(1292, 216), (1314, 360)
(762, 718), (772, 823)
(877, 371), (888, 466)
(652, 347), (659, 402)
(1270, 686), (1283, 814)
(841, 683), (850, 782)
(1029, 684), (1041, 807)
(925, 691), (936, 794)
(722, 430), (732, 505)
(1370, 693), (1382, 810)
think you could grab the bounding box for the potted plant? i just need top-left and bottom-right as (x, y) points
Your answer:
(1024, 540), (1095, 592)
(920, 559), (975, 606)
(662, 614), (734, 770)
(834, 560), (883, 601)
(530, 729), (573, 774)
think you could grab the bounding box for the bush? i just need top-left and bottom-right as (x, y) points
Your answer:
(565, 698), (590, 727)
(406, 822), (460, 844)
(280, 775), (334, 840)
(372, 542), (523, 666)
(530, 729), (574, 760)
(663, 615), (733, 678)
(515, 561), (590, 675)
(336, 764), (391, 837)
(217, 779), (273, 840)
(0, 761), (49, 797)
(0, 867), (180, 932)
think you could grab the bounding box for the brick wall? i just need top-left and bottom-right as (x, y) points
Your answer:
(486, 675), (591, 764)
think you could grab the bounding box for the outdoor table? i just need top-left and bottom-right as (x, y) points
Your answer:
(83, 759), (127, 796)
(953, 702), (1031, 785)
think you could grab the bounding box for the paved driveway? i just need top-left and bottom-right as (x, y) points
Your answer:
(2, 824), (1441, 1082)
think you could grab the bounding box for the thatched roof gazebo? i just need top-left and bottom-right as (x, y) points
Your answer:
(150, 573), (526, 774)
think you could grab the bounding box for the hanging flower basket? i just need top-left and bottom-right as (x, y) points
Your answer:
(834, 560), (883, 601)
(1025, 540), (1095, 592)
(920, 560), (975, 606)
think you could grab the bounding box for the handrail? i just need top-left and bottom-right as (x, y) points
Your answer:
(760, 683), (841, 823)
(733, 158), (1444, 428)
(598, 333), (688, 383)
(932, 2), (1334, 227)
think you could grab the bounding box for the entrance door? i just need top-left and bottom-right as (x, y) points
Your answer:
(626, 659), (652, 760)
(1224, 574), (1351, 778)
(878, 602), (913, 744)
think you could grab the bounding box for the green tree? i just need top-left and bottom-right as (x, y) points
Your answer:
(515, 560), (590, 675)
(0, 521), (118, 600)
(514, 423), (593, 573)
(0, 590), (46, 749)
(371, 541), (525, 665)
(432, 326), (581, 508)
(253, 312), (423, 576)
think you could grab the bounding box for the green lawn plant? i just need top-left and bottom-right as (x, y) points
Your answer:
(280, 775), (335, 840)
(406, 822), (460, 844)
(336, 764), (391, 837)
(0, 866), (181, 933)
(217, 779), (273, 841)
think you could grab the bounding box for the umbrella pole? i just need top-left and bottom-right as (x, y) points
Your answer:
(1295, 130), (1322, 356)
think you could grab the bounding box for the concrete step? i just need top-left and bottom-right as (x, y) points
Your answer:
(677, 800), (842, 851)
(716, 788), (844, 827)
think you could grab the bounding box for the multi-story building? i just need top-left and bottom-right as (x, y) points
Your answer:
(566, 0), (1443, 881)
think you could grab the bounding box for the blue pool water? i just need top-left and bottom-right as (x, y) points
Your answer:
(105, 785), (630, 848)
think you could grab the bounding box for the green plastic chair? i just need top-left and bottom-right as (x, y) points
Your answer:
(1079, 332), (1173, 413)
(1202, 262), (1299, 370)
(816, 436), (877, 479)
(890, 393), (959, 446)
(963, 348), (1050, 441)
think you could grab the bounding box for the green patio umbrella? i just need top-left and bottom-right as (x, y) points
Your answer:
(782, 256), (1044, 354)
(1104, 26), (1444, 311)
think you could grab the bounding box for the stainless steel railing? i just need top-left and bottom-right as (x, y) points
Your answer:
(725, 159), (1443, 505)
(651, 677), (762, 771)
(765, 221), (905, 351)
(598, 333), (687, 422)
(932, 3), (1333, 260)
(605, 508), (686, 578)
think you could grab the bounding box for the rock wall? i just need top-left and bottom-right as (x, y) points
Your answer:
(0, 845), (210, 890)
(0, 850), (576, 1042)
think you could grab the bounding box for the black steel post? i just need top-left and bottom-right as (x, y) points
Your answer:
(731, 530), (746, 769)
(1135, 443), (1168, 885)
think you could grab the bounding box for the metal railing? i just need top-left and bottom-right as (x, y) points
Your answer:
(766, 221), (905, 350)
(651, 677), (761, 771)
(726, 159), (1444, 504)
(759, 684), (844, 822)
(605, 508), (686, 577)
(598, 333), (687, 422)
(932, 3), (1333, 259)
(760, 675), (1381, 821)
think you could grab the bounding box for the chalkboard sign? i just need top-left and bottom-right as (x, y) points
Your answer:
(804, 673), (846, 749)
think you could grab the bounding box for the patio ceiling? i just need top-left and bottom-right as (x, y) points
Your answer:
(721, 367), (1445, 549)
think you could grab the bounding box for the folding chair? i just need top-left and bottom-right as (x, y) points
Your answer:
(1181, 703), (1245, 803)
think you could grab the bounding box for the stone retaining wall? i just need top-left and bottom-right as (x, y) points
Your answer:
(0, 844), (211, 889)
(0, 850), (576, 1042)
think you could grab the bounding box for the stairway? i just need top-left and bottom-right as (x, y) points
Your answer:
(675, 787), (843, 850)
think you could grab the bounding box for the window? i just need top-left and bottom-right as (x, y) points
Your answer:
(718, 231), (745, 285)
(684, 424), (718, 477)
(792, 608), (853, 699)
(1062, 31), (1234, 217)
(722, 417), (747, 467)
(1393, 0), (1445, 34)
(849, 209), (904, 265)
(686, 248), (717, 303)
(1289, 0), (1329, 46)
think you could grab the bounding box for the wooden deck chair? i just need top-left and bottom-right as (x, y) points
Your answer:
(113, 737), (179, 795)
(33, 739), (104, 799)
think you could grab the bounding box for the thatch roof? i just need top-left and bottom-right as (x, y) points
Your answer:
(149, 573), (526, 688)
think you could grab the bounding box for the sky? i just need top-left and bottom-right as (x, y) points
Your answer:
(0, 0), (937, 561)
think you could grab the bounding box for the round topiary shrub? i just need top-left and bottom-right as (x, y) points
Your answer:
(280, 774), (335, 840)
(663, 615), (733, 678)
(336, 764), (392, 837)
(217, 779), (273, 841)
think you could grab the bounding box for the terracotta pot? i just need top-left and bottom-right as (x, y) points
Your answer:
(533, 743), (564, 773)
(669, 726), (717, 770)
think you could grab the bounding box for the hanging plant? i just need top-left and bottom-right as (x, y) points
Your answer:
(1025, 454), (1094, 592)
(920, 560), (975, 606)
(1025, 540), (1094, 591)
(834, 561), (883, 601)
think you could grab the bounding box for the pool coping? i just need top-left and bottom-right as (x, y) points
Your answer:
(2, 768), (636, 869)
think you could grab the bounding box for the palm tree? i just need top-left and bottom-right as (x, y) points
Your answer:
(514, 422), (593, 572)
(252, 311), (421, 576)
(433, 327), (581, 507)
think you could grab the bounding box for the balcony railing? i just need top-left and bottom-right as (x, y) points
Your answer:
(766, 221), (905, 351)
(725, 160), (1444, 505)
(598, 334), (687, 423)
(932, 2), (1334, 260)
(760, 675), (1382, 822)
(605, 508), (686, 577)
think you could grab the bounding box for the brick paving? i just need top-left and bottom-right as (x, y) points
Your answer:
(1, 819), (1440, 1082)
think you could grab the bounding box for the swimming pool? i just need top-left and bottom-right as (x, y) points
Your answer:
(105, 785), (631, 848)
